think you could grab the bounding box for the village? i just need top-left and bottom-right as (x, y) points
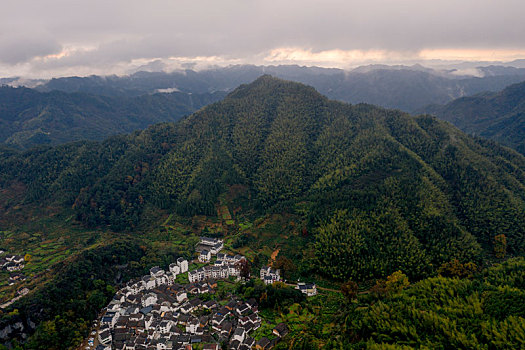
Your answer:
(0, 249), (27, 285)
(87, 236), (317, 350)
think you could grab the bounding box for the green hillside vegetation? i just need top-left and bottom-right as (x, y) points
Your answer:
(345, 258), (525, 349)
(1, 76), (524, 280)
(0, 76), (524, 348)
(423, 80), (525, 154)
(0, 86), (225, 149)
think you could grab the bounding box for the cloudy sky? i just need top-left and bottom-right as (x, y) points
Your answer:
(1, 0), (525, 78)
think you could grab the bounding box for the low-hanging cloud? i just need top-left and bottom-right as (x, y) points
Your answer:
(1, 0), (524, 77)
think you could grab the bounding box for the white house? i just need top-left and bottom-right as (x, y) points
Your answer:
(6, 263), (24, 272)
(188, 270), (199, 283)
(260, 266), (281, 285)
(296, 282), (318, 296)
(199, 250), (211, 263)
(176, 290), (188, 303)
(155, 274), (167, 287)
(143, 275), (156, 290)
(158, 320), (172, 334)
(150, 266), (165, 276)
(199, 237), (224, 254)
(233, 327), (246, 342)
(101, 311), (119, 328)
(144, 315), (154, 329)
(107, 300), (121, 312)
(169, 263), (181, 275)
(142, 293), (157, 307)
(187, 318), (200, 334)
(98, 329), (112, 345)
(166, 273), (175, 285)
(177, 257), (188, 273)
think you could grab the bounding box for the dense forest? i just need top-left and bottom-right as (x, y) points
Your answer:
(0, 76), (524, 348)
(0, 86), (225, 148)
(2, 76), (524, 279)
(325, 258), (525, 348)
(423, 80), (525, 154)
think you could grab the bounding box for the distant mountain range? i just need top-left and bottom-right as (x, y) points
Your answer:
(0, 86), (225, 149)
(5, 64), (525, 113)
(423, 81), (525, 154)
(2, 64), (525, 150)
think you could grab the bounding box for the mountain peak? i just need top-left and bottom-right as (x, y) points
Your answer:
(226, 74), (323, 101)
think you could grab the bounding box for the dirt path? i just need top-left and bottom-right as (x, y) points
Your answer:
(270, 248), (280, 263)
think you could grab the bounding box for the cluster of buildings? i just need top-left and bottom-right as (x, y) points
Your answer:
(190, 237), (248, 283)
(189, 254), (245, 283)
(0, 251), (27, 286)
(95, 259), (268, 349)
(86, 235), (320, 349)
(197, 237), (224, 263)
(259, 266), (317, 297)
(124, 259), (189, 295)
(0, 253), (25, 272)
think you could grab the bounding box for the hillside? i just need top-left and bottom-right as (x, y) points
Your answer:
(423, 81), (525, 154)
(33, 64), (525, 112)
(0, 86), (225, 149)
(2, 76), (524, 277)
(1, 76), (525, 348)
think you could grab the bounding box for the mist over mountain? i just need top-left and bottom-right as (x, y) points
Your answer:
(423, 80), (525, 154)
(2, 64), (525, 151)
(27, 64), (525, 112)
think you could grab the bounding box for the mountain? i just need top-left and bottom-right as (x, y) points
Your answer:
(0, 86), (225, 149)
(423, 81), (525, 154)
(33, 64), (525, 112)
(2, 76), (524, 277)
(4, 65), (525, 151)
(1, 76), (524, 348)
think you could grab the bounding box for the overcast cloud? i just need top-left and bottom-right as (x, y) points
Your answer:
(1, 0), (525, 77)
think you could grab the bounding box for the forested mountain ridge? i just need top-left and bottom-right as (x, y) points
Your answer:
(423, 80), (525, 154)
(2, 76), (524, 283)
(32, 64), (525, 112)
(0, 86), (225, 149)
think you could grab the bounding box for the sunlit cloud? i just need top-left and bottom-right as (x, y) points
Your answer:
(262, 47), (525, 69)
(263, 48), (416, 68)
(419, 49), (525, 62)
(2, 45), (525, 79)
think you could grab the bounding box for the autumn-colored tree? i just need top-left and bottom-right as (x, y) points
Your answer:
(24, 254), (32, 262)
(341, 280), (359, 301)
(494, 234), (507, 259)
(301, 226), (308, 237)
(273, 256), (296, 280)
(236, 258), (251, 279)
(438, 259), (477, 278)
(384, 270), (409, 294)
(370, 279), (388, 298)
